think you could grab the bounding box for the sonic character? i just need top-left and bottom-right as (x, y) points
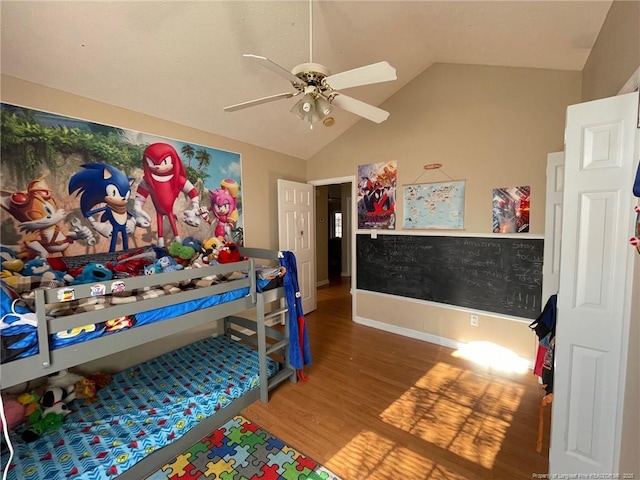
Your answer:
(69, 163), (137, 252)
(209, 186), (237, 240)
(1, 178), (95, 259)
(133, 143), (200, 247)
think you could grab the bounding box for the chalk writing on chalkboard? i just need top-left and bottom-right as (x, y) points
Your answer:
(356, 234), (544, 319)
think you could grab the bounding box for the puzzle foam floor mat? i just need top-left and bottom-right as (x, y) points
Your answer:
(146, 415), (342, 480)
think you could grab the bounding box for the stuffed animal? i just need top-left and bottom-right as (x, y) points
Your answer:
(0, 397), (25, 432)
(182, 236), (202, 255)
(41, 369), (84, 407)
(69, 263), (113, 285)
(201, 237), (225, 265)
(21, 258), (71, 282)
(168, 241), (197, 267)
(217, 242), (245, 264)
(0, 247), (24, 287)
(144, 256), (183, 275)
(21, 403), (68, 443)
(157, 256), (183, 272)
(144, 263), (162, 275)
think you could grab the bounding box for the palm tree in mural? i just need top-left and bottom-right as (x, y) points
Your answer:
(181, 144), (195, 168)
(195, 149), (212, 172)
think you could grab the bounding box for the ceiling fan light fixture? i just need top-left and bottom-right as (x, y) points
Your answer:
(291, 95), (317, 121)
(315, 96), (333, 118)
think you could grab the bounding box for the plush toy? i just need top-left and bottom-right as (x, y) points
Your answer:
(21, 403), (68, 443)
(168, 241), (197, 267)
(144, 263), (162, 275)
(0, 247), (24, 287)
(182, 236), (202, 255)
(201, 237), (225, 265)
(69, 263), (113, 285)
(21, 258), (71, 282)
(87, 372), (112, 392)
(156, 256), (183, 272)
(41, 369), (84, 407)
(16, 391), (40, 419)
(0, 397), (25, 432)
(144, 256), (183, 275)
(217, 242), (245, 264)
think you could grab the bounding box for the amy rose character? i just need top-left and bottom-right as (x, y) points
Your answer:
(133, 143), (201, 247)
(208, 186), (237, 240)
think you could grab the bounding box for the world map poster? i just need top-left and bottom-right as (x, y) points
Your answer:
(403, 180), (465, 229)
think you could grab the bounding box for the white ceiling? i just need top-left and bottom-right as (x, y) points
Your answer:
(1, 1), (612, 160)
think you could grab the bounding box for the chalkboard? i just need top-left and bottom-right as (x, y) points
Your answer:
(356, 234), (544, 319)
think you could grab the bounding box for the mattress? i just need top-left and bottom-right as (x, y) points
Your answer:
(0, 279), (257, 364)
(1, 335), (280, 480)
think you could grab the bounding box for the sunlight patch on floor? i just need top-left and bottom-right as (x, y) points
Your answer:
(326, 430), (469, 480)
(379, 362), (525, 469)
(452, 341), (530, 374)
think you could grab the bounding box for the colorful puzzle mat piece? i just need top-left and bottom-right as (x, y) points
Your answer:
(147, 415), (342, 480)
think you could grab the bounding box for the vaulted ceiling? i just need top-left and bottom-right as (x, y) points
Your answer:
(1, 1), (613, 160)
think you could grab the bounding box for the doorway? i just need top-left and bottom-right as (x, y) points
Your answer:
(309, 176), (356, 321)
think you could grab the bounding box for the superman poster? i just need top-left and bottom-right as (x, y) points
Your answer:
(357, 161), (397, 229)
(0, 103), (243, 260)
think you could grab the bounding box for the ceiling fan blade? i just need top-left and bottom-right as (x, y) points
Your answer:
(243, 54), (306, 86)
(224, 92), (296, 112)
(324, 61), (397, 90)
(331, 94), (390, 123)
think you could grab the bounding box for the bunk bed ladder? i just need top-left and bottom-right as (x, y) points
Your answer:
(255, 288), (297, 402)
(223, 287), (297, 403)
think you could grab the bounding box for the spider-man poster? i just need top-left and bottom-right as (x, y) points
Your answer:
(357, 161), (397, 229)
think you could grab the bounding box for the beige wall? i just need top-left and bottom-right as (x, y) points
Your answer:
(0, 75), (306, 250)
(0, 74), (306, 369)
(308, 63), (582, 359)
(582, 0), (640, 101)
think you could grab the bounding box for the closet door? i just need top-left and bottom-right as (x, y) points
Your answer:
(542, 151), (564, 303)
(550, 92), (639, 474)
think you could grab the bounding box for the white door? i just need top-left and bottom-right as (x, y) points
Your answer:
(550, 92), (639, 474)
(542, 151), (565, 303)
(277, 179), (317, 314)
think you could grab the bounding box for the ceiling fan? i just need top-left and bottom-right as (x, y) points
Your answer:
(223, 0), (397, 128)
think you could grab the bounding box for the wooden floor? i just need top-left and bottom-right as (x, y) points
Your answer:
(243, 278), (551, 480)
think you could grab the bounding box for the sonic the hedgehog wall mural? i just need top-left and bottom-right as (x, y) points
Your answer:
(1, 103), (244, 257)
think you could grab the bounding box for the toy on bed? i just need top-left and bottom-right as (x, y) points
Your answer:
(217, 242), (246, 264)
(22, 258), (72, 283)
(41, 369), (85, 407)
(1, 397), (25, 433)
(0, 247), (24, 288)
(69, 262), (114, 285)
(21, 402), (69, 443)
(144, 255), (184, 275)
(199, 237), (225, 265)
(168, 240), (197, 267)
(105, 248), (156, 278)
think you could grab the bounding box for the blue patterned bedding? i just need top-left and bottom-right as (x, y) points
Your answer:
(0, 276), (274, 364)
(2, 336), (280, 480)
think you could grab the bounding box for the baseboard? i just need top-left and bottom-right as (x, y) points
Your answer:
(354, 315), (534, 369)
(317, 279), (330, 287)
(355, 315), (461, 350)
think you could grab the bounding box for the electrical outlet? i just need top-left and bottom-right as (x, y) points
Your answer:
(470, 315), (478, 326)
